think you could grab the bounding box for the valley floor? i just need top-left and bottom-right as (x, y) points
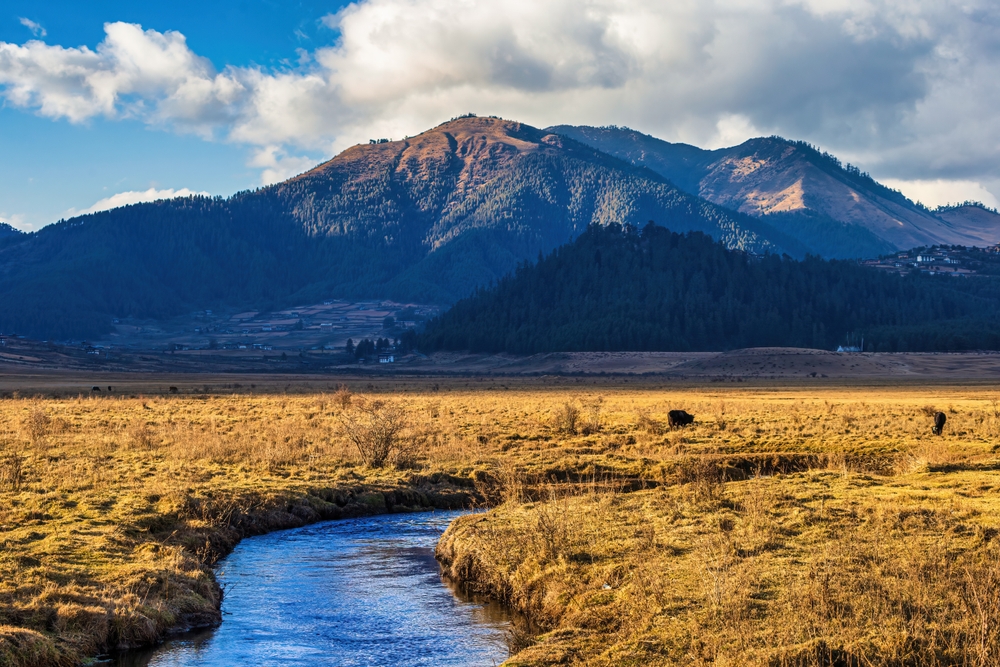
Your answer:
(0, 376), (998, 665)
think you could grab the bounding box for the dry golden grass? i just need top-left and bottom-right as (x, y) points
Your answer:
(436, 384), (1000, 666)
(1, 381), (998, 665)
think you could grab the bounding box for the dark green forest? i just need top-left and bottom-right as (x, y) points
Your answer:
(421, 223), (1000, 353)
(0, 223), (22, 240)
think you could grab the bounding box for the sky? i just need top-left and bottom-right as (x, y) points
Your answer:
(1, 0), (999, 231)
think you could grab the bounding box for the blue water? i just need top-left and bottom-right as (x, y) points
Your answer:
(113, 511), (509, 667)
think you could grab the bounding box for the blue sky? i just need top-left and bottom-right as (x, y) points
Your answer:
(2, 0), (999, 230)
(0, 1), (350, 229)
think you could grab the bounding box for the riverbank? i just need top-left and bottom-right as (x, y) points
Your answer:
(3, 381), (999, 666)
(438, 469), (1000, 665)
(116, 511), (511, 667)
(0, 391), (483, 666)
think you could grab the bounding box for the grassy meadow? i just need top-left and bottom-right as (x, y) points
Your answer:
(0, 379), (999, 665)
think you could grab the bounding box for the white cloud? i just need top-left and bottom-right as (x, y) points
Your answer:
(708, 114), (764, 150)
(18, 18), (45, 38)
(880, 179), (1000, 210)
(0, 1), (998, 189)
(67, 187), (211, 216)
(0, 212), (30, 231)
(250, 146), (325, 185)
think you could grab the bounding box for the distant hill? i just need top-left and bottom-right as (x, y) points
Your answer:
(549, 125), (1000, 258)
(0, 117), (804, 340)
(934, 203), (1000, 240)
(0, 222), (22, 240)
(421, 223), (1000, 353)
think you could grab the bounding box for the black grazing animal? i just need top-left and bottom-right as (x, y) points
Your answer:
(668, 410), (695, 428)
(91, 386), (101, 392)
(932, 411), (947, 436)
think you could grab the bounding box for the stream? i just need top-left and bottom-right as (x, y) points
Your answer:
(111, 510), (510, 667)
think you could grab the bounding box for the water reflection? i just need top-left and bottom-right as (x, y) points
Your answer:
(112, 511), (509, 667)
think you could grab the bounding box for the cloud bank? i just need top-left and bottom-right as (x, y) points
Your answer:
(68, 187), (211, 217)
(0, 0), (997, 198)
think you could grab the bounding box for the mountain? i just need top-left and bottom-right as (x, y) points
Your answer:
(548, 125), (1000, 258)
(421, 222), (1000, 354)
(0, 116), (800, 340)
(0, 222), (22, 240)
(934, 203), (1000, 242)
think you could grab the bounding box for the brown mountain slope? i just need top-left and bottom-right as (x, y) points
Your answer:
(0, 116), (800, 338)
(700, 139), (980, 250)
(550, 125), (1000, 257)
(935, 204), (1000, 245)
(266, 116), (793, 283)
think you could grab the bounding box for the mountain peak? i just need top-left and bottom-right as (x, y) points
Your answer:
(297, 116), (557, 186)
(552, 124), (1000, 257)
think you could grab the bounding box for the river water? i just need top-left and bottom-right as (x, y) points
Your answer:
(112, 511), (510, 667)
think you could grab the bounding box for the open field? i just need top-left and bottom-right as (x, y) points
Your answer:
(1, 378), (1000, 665)
(8, 332), (1000, 380)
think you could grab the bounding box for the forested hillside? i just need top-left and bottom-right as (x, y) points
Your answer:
(0, 117), (799, 339)
(0, 223), (22, 240)
(550, 125), (1000, 258)
(421, 223), (1000, 353)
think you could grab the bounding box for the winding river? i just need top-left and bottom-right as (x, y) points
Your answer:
(112, 511), (510, 667)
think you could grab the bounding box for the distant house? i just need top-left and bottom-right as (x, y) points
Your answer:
(379, 353), (395, 364)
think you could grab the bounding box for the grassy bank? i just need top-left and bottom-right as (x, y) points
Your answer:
(0, 389), (484, 666)
(436, 385), (1000, 665)
(1, 381), (997, 665)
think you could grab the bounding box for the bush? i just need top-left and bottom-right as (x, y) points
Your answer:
(339, 399), (408, 467)
(333, 385), (352, 410)
(556, 403), (580, 434)
(23, 408), (50, 444)
(0, 452), (25, 491)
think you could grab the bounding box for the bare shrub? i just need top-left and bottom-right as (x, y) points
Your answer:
(581, 397), (604, 435)
(24, 408), (50, 444)
(533, 490), (571, 560)
(339, 399), (408, 467)
(333, 385), (352, 410)
(556, 403), (580, 434)
(0, 452), (25, 491)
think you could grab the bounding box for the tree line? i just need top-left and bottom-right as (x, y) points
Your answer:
(420, 222), (1000, 353)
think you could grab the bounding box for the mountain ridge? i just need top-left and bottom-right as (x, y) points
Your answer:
(548, 125), (1000, 258)
(0, 117), (795, 339)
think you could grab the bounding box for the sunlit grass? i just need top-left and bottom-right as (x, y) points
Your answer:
(1, 382), (997, 665)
